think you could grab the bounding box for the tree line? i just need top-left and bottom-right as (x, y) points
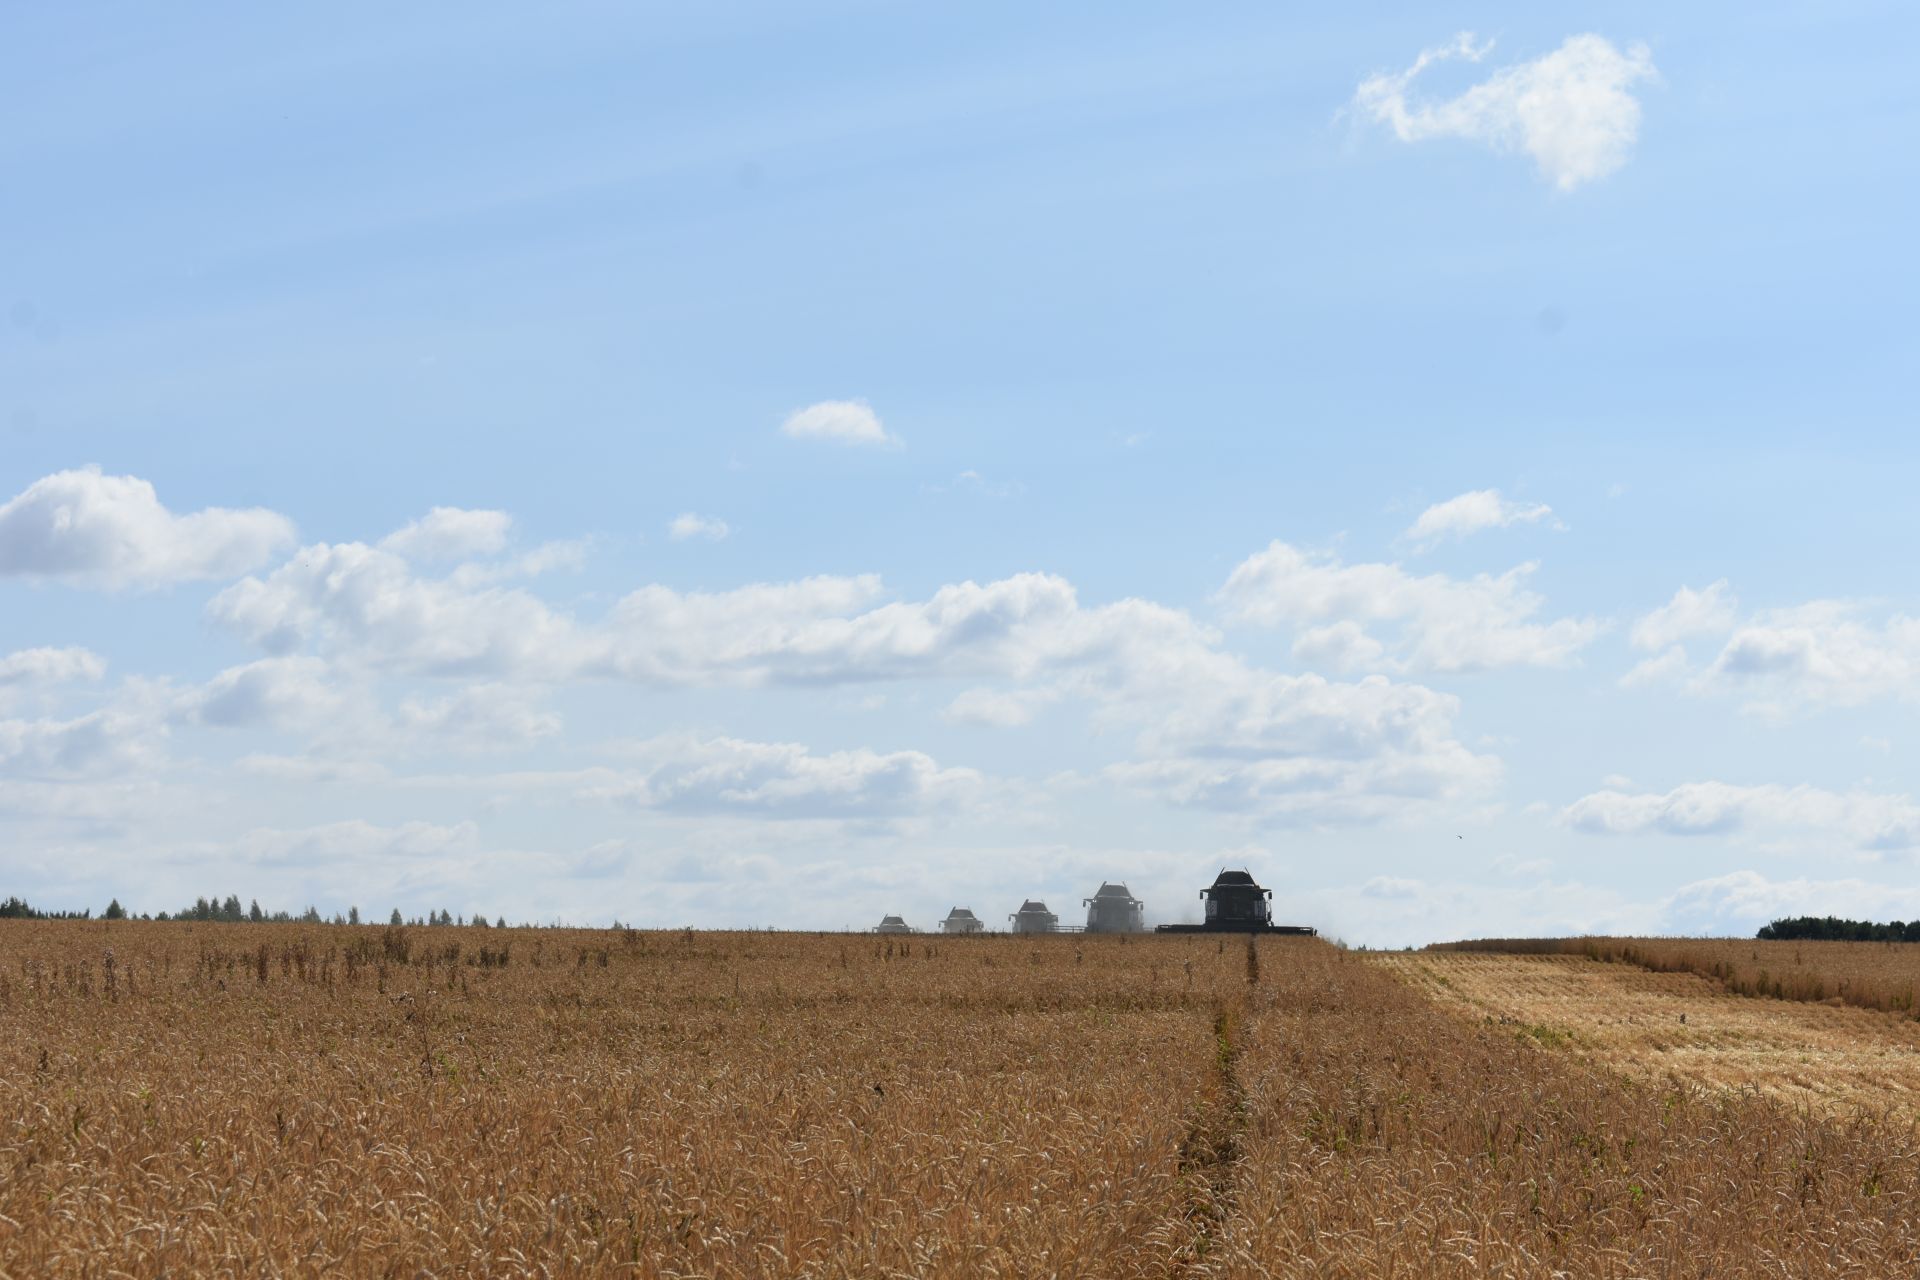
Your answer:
(1756, 916), (1920, 942)
(2, 894), (510, 928)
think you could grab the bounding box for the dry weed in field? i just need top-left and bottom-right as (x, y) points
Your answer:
(1373, 950), (1920, 1113)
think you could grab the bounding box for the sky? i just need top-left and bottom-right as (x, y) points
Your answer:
(3, 3), (1917, 944)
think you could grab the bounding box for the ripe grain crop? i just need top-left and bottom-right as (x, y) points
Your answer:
(7, 923), (1920, 1277)
(0, 921), (1241, 1277)
(1434, 935), (1920, 1021)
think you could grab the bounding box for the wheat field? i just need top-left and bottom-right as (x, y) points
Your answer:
(5, 921), (1920, 1276)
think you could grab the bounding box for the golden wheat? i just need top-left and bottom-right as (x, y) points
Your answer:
(5, 923), (1920, 1276)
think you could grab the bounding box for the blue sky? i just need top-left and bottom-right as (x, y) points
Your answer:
(3, 3), (1916, 942)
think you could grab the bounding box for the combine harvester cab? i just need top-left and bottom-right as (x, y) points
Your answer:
(872, 915), (915, 935)
(1083, 882), (1146, 933)
(1154, 869), (1316, 935)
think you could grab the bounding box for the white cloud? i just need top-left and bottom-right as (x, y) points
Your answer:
(205, 543), (1498, 828)
(1354, 33), (1657, 190)
(780, 399), (897, 447)
(668, 512), (730, 542)
(0, 708), (164, 778)
(1220, 541), (1598, 673)
(447, 539), (588, 588)
(181, 657), (345, 731)
(380, 507), (513, 561)
(397, 683), (562, 747)
(0, 467), (294, 587)
(1112, 668), (1501, 824)
(1663, 870), (1920, 933)
(1700, 603), (1920, 711)
(1404, 489), (1554, 550)
(944, 687), (1054, 728)
(1564, 780), (1920, 852)
(1618, 643), (1688, 689)
(209, 541), (588, 676)
(0, 646), (106, 687)
(1631, 581), (1738, 651)
(577, 734), (980, 819)
(1615, 585), (1920, 713)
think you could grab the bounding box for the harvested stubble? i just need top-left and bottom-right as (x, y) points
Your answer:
(1373, 950), (1920, 1114)
(1432, 935), (1920, 1021)
(6, 924), (1920, 1277)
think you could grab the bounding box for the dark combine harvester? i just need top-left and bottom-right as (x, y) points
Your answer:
(1155, 869), (1316, 935)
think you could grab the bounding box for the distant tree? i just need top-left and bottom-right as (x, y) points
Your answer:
(348, 905), (361, 926)
(248, 899), (264, 922)
(472, 913), (489, 929)
(1758, 915), (1920, 942)
(496, 916), (506, 929)
(390, 908), (403, 926)
(103, 898), (126, 920)
(221, 894), (243, 923)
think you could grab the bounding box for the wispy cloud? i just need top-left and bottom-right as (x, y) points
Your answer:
(668, 512), (730, 542)
(1353, 33), (1657, 190)
(1405, 489), (1555, 550)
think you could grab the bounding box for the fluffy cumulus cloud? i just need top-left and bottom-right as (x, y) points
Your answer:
(779, 399), (897, 447)
(1623, 584), (1920, 712)
(1219, 542), (1599, 673)
(668, 512), (730, 542)
(1354, 33), (1657, 190)
(179, 657), (345, 731)
(380, 507), (512, 561)
(0, 467), (294, 587)
(201, 543), (1497, 826)
(577, 734), (980, 819)
(209, 541), (587, 676)
(1702, 604), (1920, 711)
(1564, 781), (1920, 853)
(1112, 668), (1500, 823)
(1404, 489), (1555, 550)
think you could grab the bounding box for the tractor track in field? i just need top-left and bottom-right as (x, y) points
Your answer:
(1167, 982), (1255, 1275)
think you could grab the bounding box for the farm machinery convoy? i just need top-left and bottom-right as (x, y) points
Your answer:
(873, 868), (1316, 936)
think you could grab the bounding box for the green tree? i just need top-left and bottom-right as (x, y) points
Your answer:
(103, 898), (126, 920)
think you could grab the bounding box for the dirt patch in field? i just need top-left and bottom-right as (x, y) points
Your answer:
(1371, 951), (1920, 1114)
